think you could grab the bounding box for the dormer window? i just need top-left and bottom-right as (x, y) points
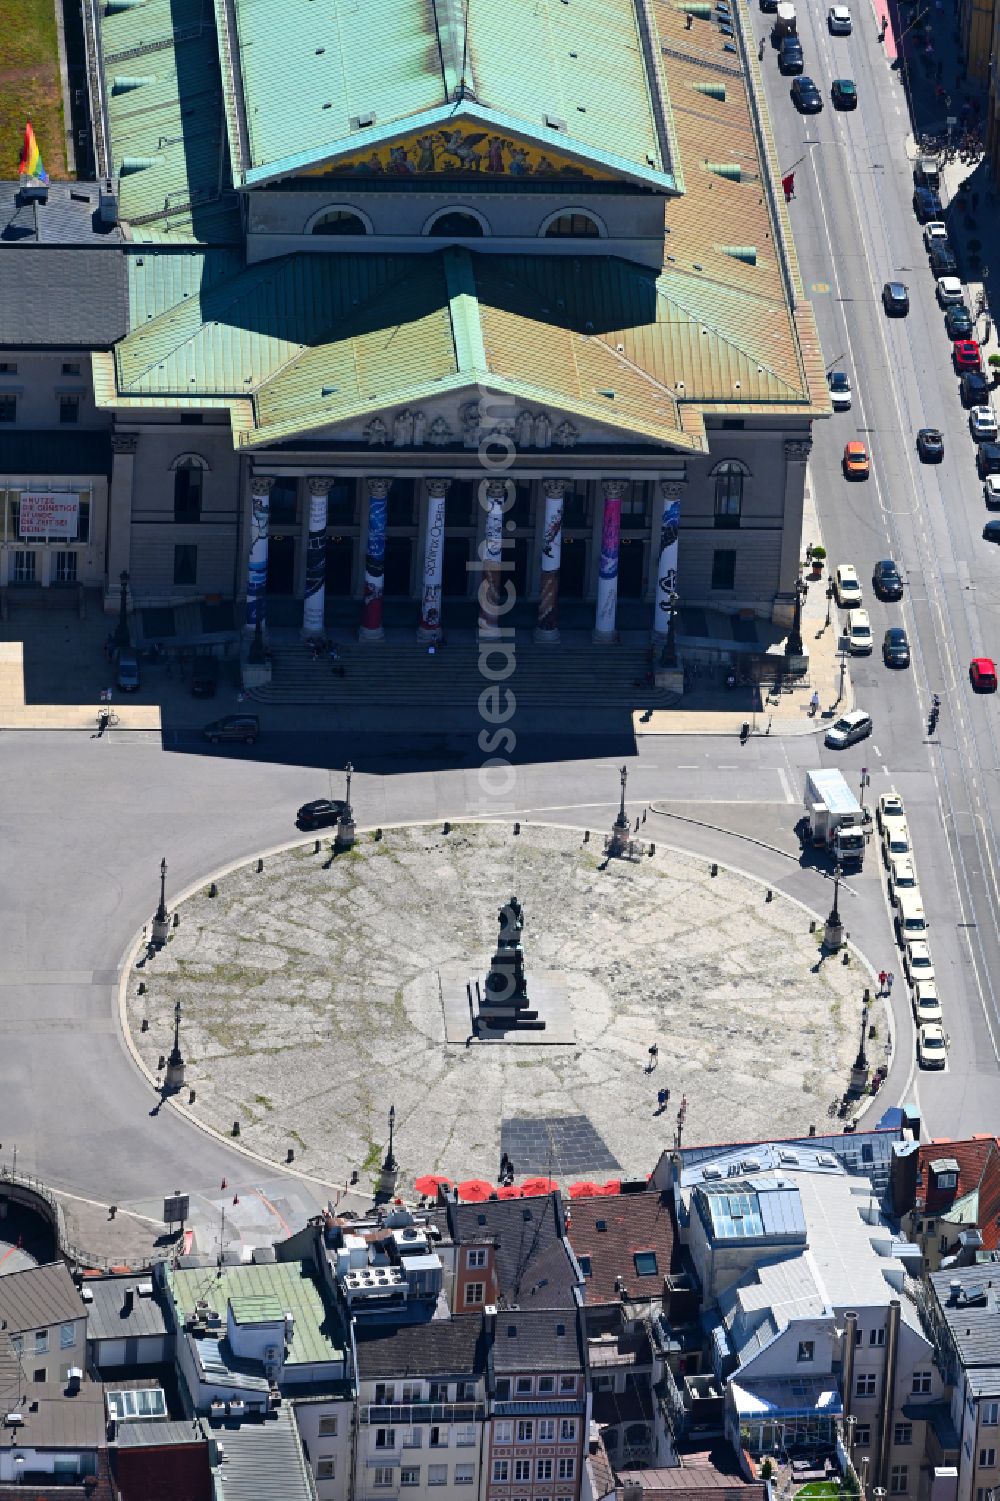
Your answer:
(427, 210), (487, 238)
(935, 1171), (957, 1189)
(312, 210), (368, 236)
(544, 213), (601, 238)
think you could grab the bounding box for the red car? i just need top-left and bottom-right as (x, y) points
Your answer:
(970, 657), (998, 691)
(954, 339), (982, 372)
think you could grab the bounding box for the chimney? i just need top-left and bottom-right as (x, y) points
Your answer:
(122, 1287), (134, 1316)
(98, 179), (119, 226)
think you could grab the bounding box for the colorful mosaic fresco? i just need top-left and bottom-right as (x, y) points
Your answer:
(314, 125), (612, 180)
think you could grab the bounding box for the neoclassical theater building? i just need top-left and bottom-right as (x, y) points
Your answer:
(0, 0), (828, 642)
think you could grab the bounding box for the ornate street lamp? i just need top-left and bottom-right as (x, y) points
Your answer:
(384, 1103), (397, 1173)
(115, 569), (130, 648)
(824, 862), (845, 950)
(786, 575), (808, 658)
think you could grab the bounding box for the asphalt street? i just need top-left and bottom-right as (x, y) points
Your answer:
(751, 0), (1000, 1129)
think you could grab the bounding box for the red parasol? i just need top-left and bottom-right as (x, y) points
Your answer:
(599, 1179), (622, 1196)
(521, 1177), (558, 1197)
(457, 1179), (495, 1203)
(568, 1182), (601, 1199)
(497, 1183), (524, 1200)
(414, 1174), (453, 1197)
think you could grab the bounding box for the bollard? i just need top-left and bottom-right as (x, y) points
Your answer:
(808, 1124), (816, 1137)
(864, 988), (871, 1005)
(109, 1205), (117, 1220)
(584, 830), (590, 842)
(765, 889), (773, 902)
(257, 857), (263, 873)
(233, 1194), (239, 1205)
(141, 1018), (148, 1032)
(138, 981), (146, 995)
(232, 1120), (241, 1137)
(809, 919), (816, 933)
(157, 1055), (165, 1070)
(209, 881), (218, 898)
(375, 828), (383, 840)
(350, 1169), (359, 1185)
(173, 912), (180, 928)
(287, 1148), (295, 1163)
(314, 840), (321, 854)
(711, 863), (718, 877)
(514, 822), (521, 835)
(842, 951), (850, 964)
(648, 844), (656, 856)
(221, 1179), (227, 1190)
(443, 821), (451, 835)
(189, 1088), (196, 1104)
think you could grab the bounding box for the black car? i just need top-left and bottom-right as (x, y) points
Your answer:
(984, 519), (1000, 543)
(203, 714), (260, 745)
(297, 798), (347, 829)
(779, 36), (804, 71)
(916, 427), (944, 462)
(961, 370), (991, 407)
(791, 75), (823, 111)
(883, 281), (909, 315)
(831, 77), (857, 108)
(760, 0), (779, 11)
(978, 442), (1000, 479)
(928, 244), (958, 275)
(913, 186), (943, 222)
(872, 559), (904, 599)
(945, 304), (974, 338)
(883, 627), (911, 668)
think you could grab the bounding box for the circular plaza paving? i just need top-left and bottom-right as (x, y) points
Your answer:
(127, 823), (872, 1194)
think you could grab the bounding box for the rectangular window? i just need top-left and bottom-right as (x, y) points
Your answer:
(538, 1377), (556, 1395)
(54, 551), (77, 584)
(537, 1460), (554, 1482)
(979, 1449), (996, 1468)
(375, 1384), (395, 1403)
(403, 1429), (423, 1449)
(455, 1425), (476, 1447)
(495, 1380), (511, 1402)
(560, 1420), (577, 1442)
(173, 543), (197, 586)
(0, 395), (17, 423)
(515, 1460), (531, 1482)
(318, 1459), (336, 1480)
(855, 1425), (871, 1447)
(494, 1422), (512, 1445)
(59, 395), (80, 425)
(33, 1366), (46, 1383)
(319, 1415), (338, 1436)
(467, 1248), (487, 1269)
(173, 464), (203, 522)
(428, 1465), (448, 1487)
(429, 1425), (447, 1448)
(375, 1428), (397, 1450)
(855, 1326), (863, 1345)
(515, 1377), (533, 1396)
(428, 1383), (449, 1403)
(559, 1376), (576, 1394)
(0, 362), (17, 373)
(465, 1282), (485, 1306)
(401, 1383), (421, 1402)
(458, 1383), (476, 1402)
(9, 1336), (22, 1355)
(711, 549), (736, 591)
(558, 1459), (576, 1480)
(869, 1328), (886, 1346)
(890, 1466), (908, 1495)
(856, 1374), (877, 1398)
(374, 1468), (396, 1489)
(35, 1330), (49, 1354)
(493, 1460), (510, 1483)
(797, 1341), (815, 1363)
(13, 549), (36, 583)
(401, 1469), (420, 1487)
(456, 1465), (474, 1485)
(912, 1371), (932, 1395)
(634, 1251), (658, 1277)
(983, 1403), (1000, 1426)
(516, 1421), (534, 1443)
(894, 1424), (912, 1446)
(61, 362), (80, 376)
(538, 1420), (555, 1442)
(59, 1323), (76, 1350)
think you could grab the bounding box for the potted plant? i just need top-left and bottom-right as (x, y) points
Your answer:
(809, 544), (826, 575)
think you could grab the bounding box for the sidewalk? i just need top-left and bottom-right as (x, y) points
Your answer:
(636, 469), (853, 737)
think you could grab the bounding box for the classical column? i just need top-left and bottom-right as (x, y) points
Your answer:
(245, 474), (274, 632)
(593, 478), (627, 643)
(417, 478), (449, 641)
(535, 478), (566, 643)
(107, 434), (137, 611)
(652, 482), (683, 642)
(478, 479), (508, 637)
(360, 478), (389, 641)
(302, 477), (329, 638)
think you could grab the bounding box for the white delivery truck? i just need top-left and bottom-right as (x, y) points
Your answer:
(803, 768), (866, 868)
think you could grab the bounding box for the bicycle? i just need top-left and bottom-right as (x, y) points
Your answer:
(96, 707), (120, 729)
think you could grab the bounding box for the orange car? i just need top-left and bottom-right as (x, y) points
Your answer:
(843, 440), (870, 479)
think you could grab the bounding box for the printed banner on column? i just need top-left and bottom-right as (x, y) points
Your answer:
(654, 497), (681, 627)
(19, 492), (80, 538)
(362, 484), (388, 633)
(537, 486), (564, 635)
(302, 488), (329, 637)
(595, 492), (622, 636)
(420, 490), (446, 635)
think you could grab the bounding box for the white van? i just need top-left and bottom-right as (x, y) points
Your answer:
(896, 890), (928, 944)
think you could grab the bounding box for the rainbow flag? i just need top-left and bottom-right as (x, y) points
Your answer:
(18, 122), (48, 184)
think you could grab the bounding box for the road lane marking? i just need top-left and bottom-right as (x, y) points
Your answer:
(777, 768), (795, 804)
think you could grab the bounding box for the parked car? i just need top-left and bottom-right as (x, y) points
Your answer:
(825, 709), (872, 748)
(779, 35), (804, 71)
(872, 559), (903, 599)
(848, 609), (872, 654)
(945, 303), (975, 338)
(843, 440), (870, 478)
(970, 657), (998, 691)
(883, 281), (909, 315)
(190, 656), (220, 698)
(834, 563), (863, 607)
(936, 276), (964, 305)
(984, 519), (1000, 542)
(913, 157), (941, 190)
(904, 941), (935, 987)
(961, 370), (991, 407)
(791, 75), (823, 111)
(923, 221), (950, 250)
(761, 0), (779, 12)
(828, 3), (852, 29)
(977, 443), (1000, 479)
(970, 406), (999, 442)
(202, 714), (260, 744)
(913, 983), (942, 1027)
(876, 792), (906, 833)
(831, 77), (857, 108)
(916, 427), (944, 461)
(984, 476), (1000, 509)
(117, 654), (140, 693)
(928, 244), (958, 276)
(296, 798), (347, 828)
(917, 1023), (947, 1069)
(828, 370), (852, 409)
(882, 819), (912, 864)
(887, 855), (918, 903)
(954, 340), (982, 373)
(913, 186), (943, 222)
(883, 627), (910, 667)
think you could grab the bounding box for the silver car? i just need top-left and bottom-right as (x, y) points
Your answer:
(828, 4), (852, 30)
(825, 710), (872, 748)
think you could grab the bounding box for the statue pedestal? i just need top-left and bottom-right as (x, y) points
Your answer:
(608, 817), (631, 857)
(152, 914), (170, 948)
(165, 1056), (185, 1090)
(376, 1161), (399, 1202)
(335, 817), (356, 851)
(848, 1062), (868, 1097)
(823, 916), (844, 951)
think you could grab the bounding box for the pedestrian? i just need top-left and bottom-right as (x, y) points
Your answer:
(810, 689), (821, 717)
(878, 969), (888, 995)
(657, 1087), (670, 1114)
(887, 971), (895, 995)
(758, 35), (765, 59)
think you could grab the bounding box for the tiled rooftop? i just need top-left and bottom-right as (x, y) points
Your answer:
(567, 1191), (676, 1306)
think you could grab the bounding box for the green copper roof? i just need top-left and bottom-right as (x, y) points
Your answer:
(220, 0), (675, 189)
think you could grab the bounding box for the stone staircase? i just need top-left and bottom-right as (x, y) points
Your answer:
(250, 638), (675, 707)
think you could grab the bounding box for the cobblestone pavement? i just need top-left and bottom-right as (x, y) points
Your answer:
(127, 824), (867, 1195)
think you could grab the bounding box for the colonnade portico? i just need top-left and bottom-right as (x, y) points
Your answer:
(243, 470), (688, 641)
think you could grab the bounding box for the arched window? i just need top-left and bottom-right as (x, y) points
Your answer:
(543, 212), (602, 238)
(712, 460), (749, 527)
(426, 210), (487, 238)
(311, 209), (369, 236)
(172, 453), (208, 523)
